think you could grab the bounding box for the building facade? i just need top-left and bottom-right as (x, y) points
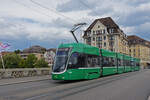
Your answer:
(44, 48), (56, 66)
(19, 53), (44, 60)
(83, 17), (129, 55)
(19, 45), (46, 60)
(128, 35), (150, 68)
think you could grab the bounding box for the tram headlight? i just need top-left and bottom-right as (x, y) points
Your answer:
(68, 71), (72, 74)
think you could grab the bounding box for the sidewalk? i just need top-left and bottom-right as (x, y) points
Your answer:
(0, 75), (51, 86)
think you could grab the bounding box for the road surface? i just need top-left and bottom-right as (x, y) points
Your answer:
(0, 70), (150, 100)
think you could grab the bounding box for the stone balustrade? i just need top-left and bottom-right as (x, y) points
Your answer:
(0, 68), (51, 79)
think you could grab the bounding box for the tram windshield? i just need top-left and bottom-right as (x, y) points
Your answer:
(53, 48), (71, 72)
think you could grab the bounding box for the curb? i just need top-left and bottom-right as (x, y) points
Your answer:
(0, 77), (51, 86)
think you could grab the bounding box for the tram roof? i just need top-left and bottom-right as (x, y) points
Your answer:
(117, 53), (125, 59)
(134, 57), (140, 62)
(100, 49), (116, 58)
(58, 43), (100, 55)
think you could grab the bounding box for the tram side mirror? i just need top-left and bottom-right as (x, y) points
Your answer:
(69, 62), (72, 65)
(68, 62), (73, 68)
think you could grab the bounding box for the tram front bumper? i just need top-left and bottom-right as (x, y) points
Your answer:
(52, 73), (68, 80)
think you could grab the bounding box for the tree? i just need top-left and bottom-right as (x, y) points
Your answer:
(25, 54), (37, 68)
(1, 53), (22, 68)
(0, 60), (3, 69)
(19, 59), (26, 68)
(35, 58), (49, 68)
(14, 49), (21, 54)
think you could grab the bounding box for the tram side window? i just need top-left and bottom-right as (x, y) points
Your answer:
(111, 57), (116, 66)
(118, 59), (123, 66)
(126, 60), (131, 66)
(68, 53), (86, 69)
(103, 57), (116, 67)
(121, 59), (124, 66)
(87, 55), (100, 67)
(136, 62), (140, 66)
(131, 61), (135, 67)
(124, 60), (127, 66)
(103, 57), (109, 67)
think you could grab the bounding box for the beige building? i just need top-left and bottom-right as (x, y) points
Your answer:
(19, 45), (46, 60)
(44, 48), (56, 66)
(128, 35), (150, 68)
(83, 17), (129, 55)
(19, 53), (44, 60)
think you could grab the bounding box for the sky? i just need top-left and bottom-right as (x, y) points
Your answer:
(0, 0), (150, 51)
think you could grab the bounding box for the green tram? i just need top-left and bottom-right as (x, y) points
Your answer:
(52, 43), (140, 80)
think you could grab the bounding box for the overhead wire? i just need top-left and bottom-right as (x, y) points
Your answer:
(78, 0), (99, 20)
(29, 0), (78, 24)
(13, 0), (55, 19)
(79, 0), (99, 15)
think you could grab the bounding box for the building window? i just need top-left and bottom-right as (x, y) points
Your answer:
(109, 42), (114, 46)
(93, 37), (95, 41)
(103, 29), (105, 34)
(98, 43), (102, 48)
(109, 36), (114, 40)
(93, 31), (95, 34)
(98, 25), (100, 28)
(87, 31), (91, 35)
(134, 49), (135, 52)
(99, 37), (102, 41)
(104, 42), (106, 47)
(104, 36), (106, 40)
(96, 30), (98, 34)
(97, 37), (102, 41)
(87, 37), (91, 42)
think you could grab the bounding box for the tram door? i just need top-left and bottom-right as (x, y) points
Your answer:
(68, 53), (85, 80)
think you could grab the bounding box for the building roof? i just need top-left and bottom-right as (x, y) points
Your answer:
(1, 51), (13, 56)
(83, 17), (120, 37)
(23, 45), (46, 53)
(128, 35), (150, 47)
(46, 48), (56, 53)
(86, 17), (119, 31)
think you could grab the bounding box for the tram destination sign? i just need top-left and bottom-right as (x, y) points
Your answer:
(58, 48), (70, 52)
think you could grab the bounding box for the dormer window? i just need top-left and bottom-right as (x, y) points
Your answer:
(87, 31), (91, 36)
(109, 28), (114, 33)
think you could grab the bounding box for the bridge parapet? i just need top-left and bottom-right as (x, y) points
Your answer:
(0, 68), (51, 79)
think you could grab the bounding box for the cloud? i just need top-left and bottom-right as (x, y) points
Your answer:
(57, 0), (88, 12)
(0, 16), (74, 41)
(0, 0), (150, 50)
